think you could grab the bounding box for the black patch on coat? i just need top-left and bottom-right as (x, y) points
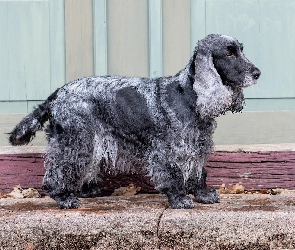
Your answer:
(114, 87), (154, 134)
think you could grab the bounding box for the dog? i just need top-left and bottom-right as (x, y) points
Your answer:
(9, 34), (260, 209)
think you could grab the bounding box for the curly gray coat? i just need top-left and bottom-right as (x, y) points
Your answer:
(9, 34), (261, 209)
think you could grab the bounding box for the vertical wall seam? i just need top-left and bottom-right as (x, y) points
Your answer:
(148, 0), (163, 78)
(93, 0), (108, 76)
(190, 0), (197, 53)
(257, 0), (261, 65)
(205, 0), (207, 35)
(190, 0), (206, 52)
(49, 0), (66, 91)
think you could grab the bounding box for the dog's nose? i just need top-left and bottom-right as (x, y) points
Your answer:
(252, 67), (261, 80)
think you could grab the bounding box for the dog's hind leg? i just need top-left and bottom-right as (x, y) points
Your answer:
(42, 161), (81, 209)
(43, 128), (94, 209)
(149, 154), (194, 209)
(186, 167), (219, 204)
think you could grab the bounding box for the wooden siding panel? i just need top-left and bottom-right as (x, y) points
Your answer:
(1, 0), (295, 113)
(190, 0), (206, 52)
(162, 0), (191, 76)
(243, 98), (295, 111)
(65, 0), (94, 82)
(0, 1), (51, 101)
(205, 0), (261, 99)
(49, 0), (66, 92)
(255, 0), (295, 98)
(93, 0), (108, 76)
(149, 0), (163, 78)
(0, 102), (28, 114)
(204, 0), (295, 101)
(0, 0), (65, 103)
(107, 0), (149, 77)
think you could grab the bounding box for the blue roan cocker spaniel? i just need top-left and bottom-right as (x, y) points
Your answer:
(9, 34), (261, 209)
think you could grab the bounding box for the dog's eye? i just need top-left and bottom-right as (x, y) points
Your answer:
(226, 46), (235, 57)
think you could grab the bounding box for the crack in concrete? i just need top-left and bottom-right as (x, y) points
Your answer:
(156, 204), (169, 243)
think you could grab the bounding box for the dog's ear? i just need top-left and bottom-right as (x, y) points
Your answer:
(192, 47), (233, 118)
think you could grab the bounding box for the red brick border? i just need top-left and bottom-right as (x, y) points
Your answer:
(207, 151), (295, 189)
(1, 151), (295, 194)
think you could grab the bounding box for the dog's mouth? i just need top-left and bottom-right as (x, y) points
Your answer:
(241, 78), (257, 88)
(223, 81), (244, 90)
(223, 80), (256, 90)
(241, 71), (260, 88)
(243, 67), (261, 88)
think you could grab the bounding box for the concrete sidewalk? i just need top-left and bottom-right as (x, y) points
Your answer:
(1, 193), (295, 249)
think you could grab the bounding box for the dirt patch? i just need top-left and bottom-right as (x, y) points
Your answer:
(229, 198), (277, 212)
(0, 201), (58, 211)
(230, 205), (277, 212)
(77, 204), (129, 213)
(245, 197), (272, 206)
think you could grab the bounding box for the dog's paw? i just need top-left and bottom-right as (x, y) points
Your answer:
(195, 188), (220, 204)
(54, 194), (80, 209)
(170, 195), (195, 209)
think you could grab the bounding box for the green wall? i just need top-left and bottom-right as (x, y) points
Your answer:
(1, 0), (295, 112)
(191, 0), (295, 110)
(0, 0), (65, 113)
(0, 0), (294, 146)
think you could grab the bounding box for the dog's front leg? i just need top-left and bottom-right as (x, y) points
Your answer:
(148, 153), (194, 209)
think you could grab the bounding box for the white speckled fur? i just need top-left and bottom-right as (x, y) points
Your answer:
(9, 34), (260, 209)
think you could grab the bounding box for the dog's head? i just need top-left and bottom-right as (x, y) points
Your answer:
(190, 34), (261, 118)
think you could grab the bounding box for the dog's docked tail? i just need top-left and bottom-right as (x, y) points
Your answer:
(9, 89), (59, 146)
